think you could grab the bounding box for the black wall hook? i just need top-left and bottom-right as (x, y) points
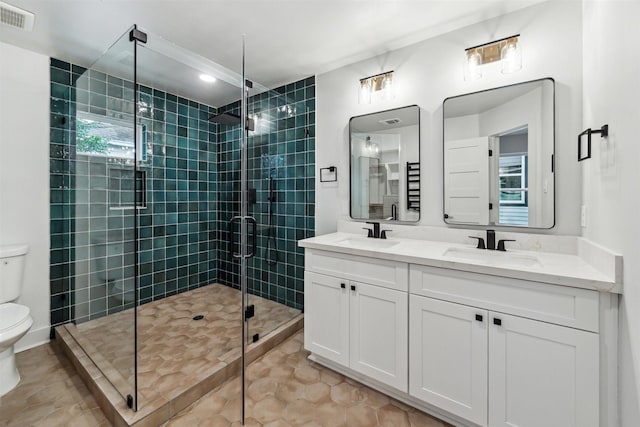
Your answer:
(578, 124), (609, 161)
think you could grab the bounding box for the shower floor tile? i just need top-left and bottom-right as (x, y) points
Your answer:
(59, 283), (302, 426)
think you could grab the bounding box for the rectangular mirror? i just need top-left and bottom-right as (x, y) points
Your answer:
(350, 105), (420, 222)
(443, 78), (555, 228)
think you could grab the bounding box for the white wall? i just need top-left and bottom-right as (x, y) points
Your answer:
(582, 1), (640, 425)
(316, 0), (583, 235)
(0, 42), (51, 351)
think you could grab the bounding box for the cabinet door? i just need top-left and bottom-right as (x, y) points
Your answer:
(488, 313), (599, 427)
(409, 295), (488, 426)
(304, 271), (349, 366)
(349, 281), (408, 392)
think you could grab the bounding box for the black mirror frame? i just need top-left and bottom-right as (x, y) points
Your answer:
(348, 104), (421, 223)
(442, 77), (556, 230)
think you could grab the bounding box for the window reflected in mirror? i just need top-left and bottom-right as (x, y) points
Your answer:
(498, 127), (528, 225)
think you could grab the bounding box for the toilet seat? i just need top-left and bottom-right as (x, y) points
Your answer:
(0, 303), (31, 332)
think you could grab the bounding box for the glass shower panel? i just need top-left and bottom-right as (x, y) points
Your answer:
(243, 82), (309, 344)
(67, 25), (267, 420)
(133, 30), (245, 419)
(73, 27), (138, 407)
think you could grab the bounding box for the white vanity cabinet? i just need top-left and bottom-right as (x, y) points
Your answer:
(487, 312), (598, 427)
(304, 271), (350, 366)
(304, 250), (408, 392)
(349, 279), (408, 391)
(409, 296), (489, 425)
(409, 265), (600, 427)
(300, 233), (620, 427)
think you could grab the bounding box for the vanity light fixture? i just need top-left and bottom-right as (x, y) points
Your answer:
(464, 35), (522, 81)
(359, 71), (394, 104)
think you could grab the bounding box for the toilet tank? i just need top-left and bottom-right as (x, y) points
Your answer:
(0, 244), (29, 304)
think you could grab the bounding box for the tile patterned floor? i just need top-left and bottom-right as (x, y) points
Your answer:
(165, 330), (452, 427)
(0, 343), (109, 427)
(69, 283), (301, 406)
(2, 330), (451, 427)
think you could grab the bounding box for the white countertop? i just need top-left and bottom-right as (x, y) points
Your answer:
(298, 232), (622, 293)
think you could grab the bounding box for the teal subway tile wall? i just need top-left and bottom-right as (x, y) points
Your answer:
(49, 58), (314, 328)
(50, 58), (217, 326)
(217, 80), (316, 310)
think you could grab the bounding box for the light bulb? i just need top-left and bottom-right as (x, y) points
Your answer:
(501, 39), (522, 74)
(359, 80), (371, 104)
(382, 73), (393, 100)
(464, 49), (482, 81)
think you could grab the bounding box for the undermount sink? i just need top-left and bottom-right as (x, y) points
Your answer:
(336, 237), (400, 250)
(442, 247), (542, 268)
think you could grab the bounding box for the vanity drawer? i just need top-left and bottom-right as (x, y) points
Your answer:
(305, 249), (408, 292)
(410, 265), (599, 332)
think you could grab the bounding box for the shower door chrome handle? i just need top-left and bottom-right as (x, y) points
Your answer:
(135, 170), (147, 208)
(228, 216), (243, 259)
(246, 216), (257, 259)
(228, 216), (257, 259)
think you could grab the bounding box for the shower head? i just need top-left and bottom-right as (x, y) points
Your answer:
(208, 112), (241, 126)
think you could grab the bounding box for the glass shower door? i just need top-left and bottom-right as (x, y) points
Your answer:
(73, 27), (138, 408)
(132, 28), (246, 421)
(240, 38), (250, 424)
(241, 77), (310, 349)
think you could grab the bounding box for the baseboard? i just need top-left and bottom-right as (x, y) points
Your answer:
(15, 325), (50, 353)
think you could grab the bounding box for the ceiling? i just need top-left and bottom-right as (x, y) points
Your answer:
(0, 0), (546, 106)
(444, 78), (552, 117)
(351, 106), (419, 133)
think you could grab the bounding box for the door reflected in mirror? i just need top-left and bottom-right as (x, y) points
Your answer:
(443, 78), (555, 228)
(350, 105), (420, 222)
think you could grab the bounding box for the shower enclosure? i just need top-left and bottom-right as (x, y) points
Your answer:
(52, 25), (314, 424)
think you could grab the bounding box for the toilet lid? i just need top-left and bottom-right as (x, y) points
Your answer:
(0, 303), (30, 332)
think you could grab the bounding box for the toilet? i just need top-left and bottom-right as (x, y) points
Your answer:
(0, 244), (32, 396)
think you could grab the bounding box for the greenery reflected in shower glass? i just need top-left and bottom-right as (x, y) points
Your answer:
(76, 112), (147, 161)
(70, 26), (138, 409)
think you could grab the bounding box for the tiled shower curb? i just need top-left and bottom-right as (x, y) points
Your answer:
(54, 314), (303, 426)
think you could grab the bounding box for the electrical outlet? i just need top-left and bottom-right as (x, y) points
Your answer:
(580, 205), (587, 228)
